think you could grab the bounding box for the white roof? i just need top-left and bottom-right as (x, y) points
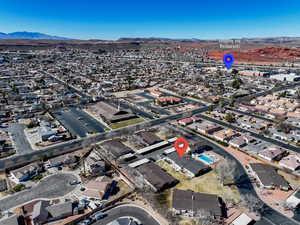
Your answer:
(119, 153), (135, 159)
(231, 213), (253, 225)
(164, 147), (176, 154)
(128, 158), (150, 168)
(138, 141), (169, 154)
(287, 194), (300, 208)
(168, 137), (177, 143)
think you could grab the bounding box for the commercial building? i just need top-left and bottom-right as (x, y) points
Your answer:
(270, 73), (300, 82)
(94, 102), (136, 123)
(155, 96), (182, 106)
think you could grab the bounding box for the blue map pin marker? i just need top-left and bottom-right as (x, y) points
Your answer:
(223, 53), (234, 69)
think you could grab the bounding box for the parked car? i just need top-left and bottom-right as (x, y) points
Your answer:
(69, 180), (81, 185)
(80, 187), (86, 191)
(93, 212), (107, 221)
(79, 219), (92, 225)
(94, 200), (104, 207)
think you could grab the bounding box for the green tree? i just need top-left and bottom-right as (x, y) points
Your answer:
(208, 105), (214, 112)
(231, 78), (243, 89)
(231, 68), (239, 75)
(218, 98), (225, 108)
(12, 184), (26, 192)
(229, 98), (235, 107)
(224, 113), (235, 123)
(278, 91), (287, 98)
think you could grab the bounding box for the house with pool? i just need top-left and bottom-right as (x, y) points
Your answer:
(164, 152), (211, 178)
(193, 151), (221, 166)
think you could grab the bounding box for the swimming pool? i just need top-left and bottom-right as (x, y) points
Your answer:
(197, 154), (214, 164)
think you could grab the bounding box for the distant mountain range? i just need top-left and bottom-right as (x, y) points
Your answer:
(119, 36), (300, 43)
(0, 31), (71, 40)
(1, 32), (300, 46)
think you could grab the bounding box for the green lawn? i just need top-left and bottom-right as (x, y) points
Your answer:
(110, 117), (145, 129)
(156, 160), (241, 204)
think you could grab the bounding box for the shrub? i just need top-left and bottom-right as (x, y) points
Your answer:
(13, 184), (26, 192)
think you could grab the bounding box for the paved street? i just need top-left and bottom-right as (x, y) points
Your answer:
(94, 205), (160, 225)
(0, 173), (78, 211)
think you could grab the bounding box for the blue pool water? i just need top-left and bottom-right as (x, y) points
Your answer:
(197, 154), (214, 164)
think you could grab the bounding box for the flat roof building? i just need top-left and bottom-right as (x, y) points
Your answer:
(137, 162), (179, 192)
(172, 189), (222, 218)
(101, 140), (134, 159)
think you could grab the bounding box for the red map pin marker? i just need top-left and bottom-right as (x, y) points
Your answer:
(174, 137), (189, 158)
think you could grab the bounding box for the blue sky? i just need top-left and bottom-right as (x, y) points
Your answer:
(1, 0), (300, 40)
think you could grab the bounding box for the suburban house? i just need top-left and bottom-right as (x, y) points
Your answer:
(230, 213), (254, 225)
(269, 128), (294, 142)
(258, 147), (287, 161)
(46, 154), (77, 168)
(82, 176), (112, 199)
(249, 163), (289, 191)
(172, 189), (223, 219)
(236, 119), (252, 129)
(38, 124), (57, 142)
(286, 189), (300, 208)
(178, 117), (194, 126)
(196, 122), (222, 134)
(213, 129), (240, 142)
(229, 136), (247, 148)
(31, 201), (74, 225)
(279, 154), (300, 171)
(137, 162), (179, 192)
(84, 155), (107, 176)
(10, 162), (44, 183)
(46, 202), (73, 222)
(178, 117), (202, 126)
(164, 152), (211, 178)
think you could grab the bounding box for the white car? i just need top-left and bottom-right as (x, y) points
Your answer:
(69, 180), (81, 185)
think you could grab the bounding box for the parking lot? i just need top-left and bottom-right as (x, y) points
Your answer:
(52, 108), (107, 138)
(9, 124), (33, 155)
